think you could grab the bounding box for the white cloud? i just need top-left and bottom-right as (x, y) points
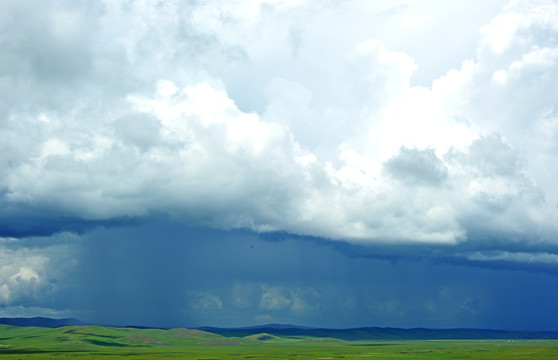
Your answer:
(260, 286), (293, 310)
(188, 292), (223, 310)
(384, 147), (448, 185)
(467, 251), (558, 264)
(0, 305), (77, 319)
(10, 267), (40, 283)
(257, 284), (321, 315)
(254, 313), (273, 322)
(1, 0), (557, 257)
(479, 12), (522, 55)
(0, 248), (49, 305)
(0, 285), (9, 302)
(0, 233), (78, 307)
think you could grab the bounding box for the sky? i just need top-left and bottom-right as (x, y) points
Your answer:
(1, 0), (558, 331)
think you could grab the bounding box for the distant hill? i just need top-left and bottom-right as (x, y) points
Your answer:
(210, 323), (313, 331)
(0, 317), (87, 328)
(2, 318), (558, 340)
(0, 323), (247, 350)
(199, 325), (558, 340)
(3, 323), (558, 359)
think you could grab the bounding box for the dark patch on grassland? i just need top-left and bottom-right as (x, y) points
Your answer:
(125, 334), (168, 345)
(0, 349), (89, 355)
(83, 339), (130, 347)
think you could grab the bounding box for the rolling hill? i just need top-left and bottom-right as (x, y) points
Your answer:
(199, 325), (558, 340)
(2, 317), (558, 341)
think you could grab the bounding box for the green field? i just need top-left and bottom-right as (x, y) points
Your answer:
(1, 324), (557, 359)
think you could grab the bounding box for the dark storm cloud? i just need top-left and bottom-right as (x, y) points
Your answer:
(0, 201), (142, 238)
(2, 220), (558, 330)
(62, 223), (558, 330)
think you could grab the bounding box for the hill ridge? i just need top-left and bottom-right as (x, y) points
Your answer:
(198, 325), (558, 340)
(0, 317), (86, 328)
(2, 318), (558, 340)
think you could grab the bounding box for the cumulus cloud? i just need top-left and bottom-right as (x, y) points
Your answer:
(188, 292), (224, 311)
(1, 0), (557, 272)
(384, 147), (448, 185)
(260, 286), (293, 310)
(0, 235), (77, 307)
(258, 284), (320, 314)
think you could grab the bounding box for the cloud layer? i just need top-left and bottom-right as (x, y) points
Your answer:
(2, 0), (557, 246)
(1, 0), (558, 329)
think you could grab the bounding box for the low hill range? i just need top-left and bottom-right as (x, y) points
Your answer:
(200, 325), (558, 340)
(0, 323), (244, 352)
(0, 317), (87, 328)
(2, 317), (558, 340)
(3, 321), (558, 360)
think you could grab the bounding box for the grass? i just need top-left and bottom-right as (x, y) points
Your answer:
(1, 324), (557, 359)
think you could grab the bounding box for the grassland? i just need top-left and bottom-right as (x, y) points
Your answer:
(1, 324), (557, 359)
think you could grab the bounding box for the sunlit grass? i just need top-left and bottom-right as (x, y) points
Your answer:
(1, 325), (557, 359)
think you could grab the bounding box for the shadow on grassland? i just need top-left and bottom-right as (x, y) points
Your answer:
(82, 339), (131, 347)
(0, 349), (89, 355)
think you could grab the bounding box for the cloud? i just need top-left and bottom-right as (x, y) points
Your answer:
(1, 0), (558, 330)
(254, 314), (273, 323)
(384, 147), (448, 185)
(0, 224), (556, 330)
(467, 251), (558, 264)
(0, 305), (78, 319)
(1, 0), (557, 254)
(258, 284), (320, 314)
(260, 286), (293, 310)
(188, 292), (224, 311)
(0, 235), (77, 307)
(232, 282), (259, 310)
